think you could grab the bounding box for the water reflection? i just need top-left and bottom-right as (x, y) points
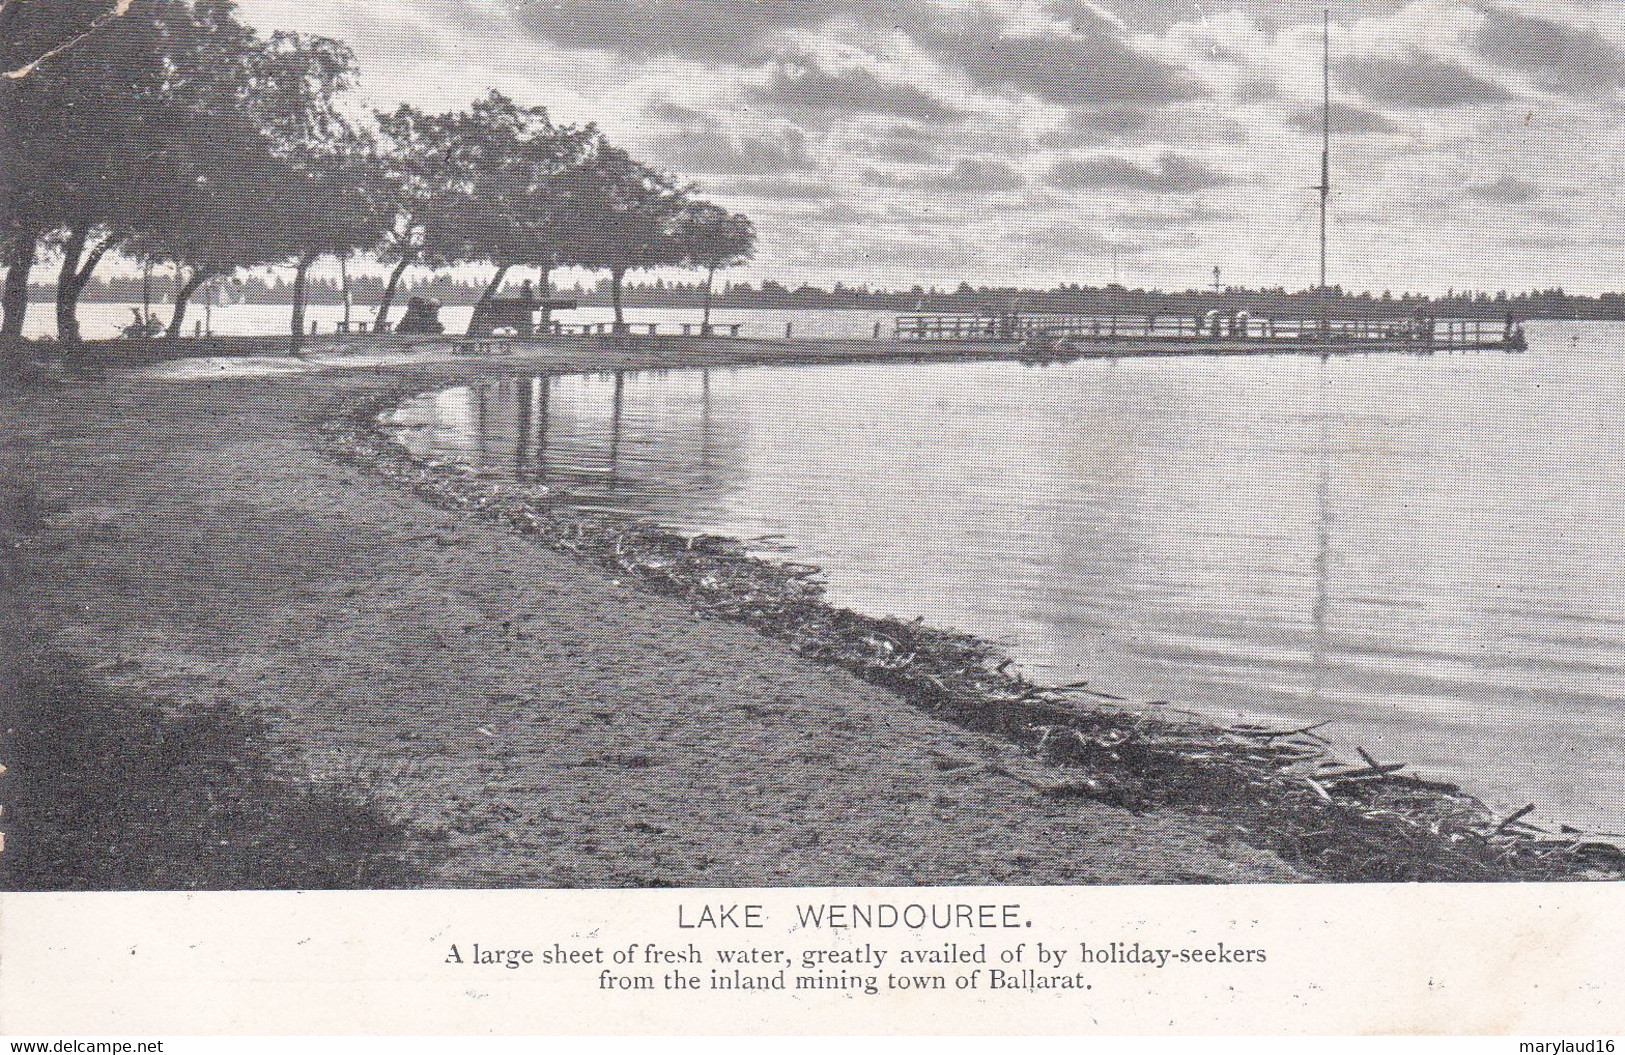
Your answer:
(392, 370), (749, 522)
(389, 330), (1625, 830)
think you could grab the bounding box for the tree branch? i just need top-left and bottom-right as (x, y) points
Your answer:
(74, 233), (118, 289)
(3, 0), (133, 81)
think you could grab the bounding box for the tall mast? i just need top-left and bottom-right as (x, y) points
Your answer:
(1317, 7), (1330, 333)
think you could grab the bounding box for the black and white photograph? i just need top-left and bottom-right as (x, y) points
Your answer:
(1, 0), (1623, 1040)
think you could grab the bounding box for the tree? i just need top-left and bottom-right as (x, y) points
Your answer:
(2, 1), (283, 345)
(572, 146), (688, 333)
(117, 20), (378, 344)
(241, 31), (384, 346)
(371, 207), (424, 333)
(371, 103), (468, 331)
(274, 140), (388, 347)
(31, 6), (177, 341)
(452, 92), (602, 335)
(674, 201), (753, 333)
(2, 0), (142, 341)
(2, 0), (132, 81)
(124, 129), (284, 339)
(375, 93), (606, 336)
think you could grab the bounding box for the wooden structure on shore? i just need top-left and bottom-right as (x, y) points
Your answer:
(894, 311), (1526, 353)
(467, 295), (579, 337)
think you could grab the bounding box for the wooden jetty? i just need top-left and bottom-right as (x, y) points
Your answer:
(893, 311), (1526, 354)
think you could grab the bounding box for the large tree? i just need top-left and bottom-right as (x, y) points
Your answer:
(2, 1), (277, 344)
(245, 31), (385, 345)
(276, 142), (389, 346)
(120, 18), (377, 342)
(1, 0), (133, 81)
(370, 102), (483, 332)
(449, 92), (602, 335)
(33, 7), (177, 342)
(2, 0), (147, 342)
(572, 146), (689, 333)
(674, 201), (754, 333)
(369, 110), (430, 333)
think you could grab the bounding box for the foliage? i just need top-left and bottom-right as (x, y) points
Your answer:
(675, 201), (756, 272)
(0, 0), (755, 349)
(673, 200), (755, 327)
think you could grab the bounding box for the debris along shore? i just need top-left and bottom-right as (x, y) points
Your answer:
(335, 382), (1623, 884)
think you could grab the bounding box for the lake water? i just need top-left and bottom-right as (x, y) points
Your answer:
(23, 300), (897, 342)
(387, 322), (1625, 832)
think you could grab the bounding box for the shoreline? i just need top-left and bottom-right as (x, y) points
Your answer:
(3, 334), (1620, 887)
(336, 345), (1625, 883)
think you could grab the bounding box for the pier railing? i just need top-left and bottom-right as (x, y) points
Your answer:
(894, 312), (1517, 349)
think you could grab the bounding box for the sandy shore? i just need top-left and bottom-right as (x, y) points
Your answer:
(0, 336), (1610, 888)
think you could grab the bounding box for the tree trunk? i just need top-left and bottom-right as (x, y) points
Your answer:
(55, 224), (89, 343)
(1, 229), (38, 339)
(537, 265), (552, 334)
(468, 265), (509, 336)
(338, 254), (352, 332)
(702, 264), (716, 333)
(610, 267), (626, 332)
(168, 270), (208, 337)
(53, 224), (115, 344)
(375, 256), (411, 332)
(289, 253), (317, 351)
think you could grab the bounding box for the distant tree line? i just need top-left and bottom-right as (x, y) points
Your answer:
(0, 0), (755, 360)
(27, 269), (1625, 323)
(863, 283), (1625, 321)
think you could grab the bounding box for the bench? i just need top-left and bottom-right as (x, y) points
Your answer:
(451, 339), (513, 355)
(468, 297), (579, 337)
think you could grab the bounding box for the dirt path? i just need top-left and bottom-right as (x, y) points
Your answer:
(2, 340), (1306, 886)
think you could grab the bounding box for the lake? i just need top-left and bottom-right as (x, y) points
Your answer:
(386, 322), (1625, 832)
(23, 300), (898, 342)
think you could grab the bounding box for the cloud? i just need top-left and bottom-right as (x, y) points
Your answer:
(1020, 222), (1143, 256)
(1231, 78), (1280, 105)
(503, 0), (870, 62)
(655, 127), (817, 176)
(927, 157), (1027, 193)
(1464, 174), (1540, 202)
(843, 123), (946, 164)
(1063, 105), (1157, 135)
(911, 4), (1201, 109)
(1342, 48), (1513, 109)
(1047, 152), (1230, 192)
(234, 0), (1625, 294)
(709, 175), (835, 200)
(858, 156), (1026, 194)
(1112, 202), (1233, 230)
(746, 58), (965, 124)
(643, 99), (722, 131)
(1476, 6), (1625, 99)
(1287, 101), (1399, 135)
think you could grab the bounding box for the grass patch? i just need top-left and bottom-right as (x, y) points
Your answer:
(0, 469), (431, 891)
(0, 654), (429, 891)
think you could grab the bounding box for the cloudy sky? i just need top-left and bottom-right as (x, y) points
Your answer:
(237, 0), (1625, 294)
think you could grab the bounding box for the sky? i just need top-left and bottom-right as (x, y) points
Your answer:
(234, 0), (1625, 295)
